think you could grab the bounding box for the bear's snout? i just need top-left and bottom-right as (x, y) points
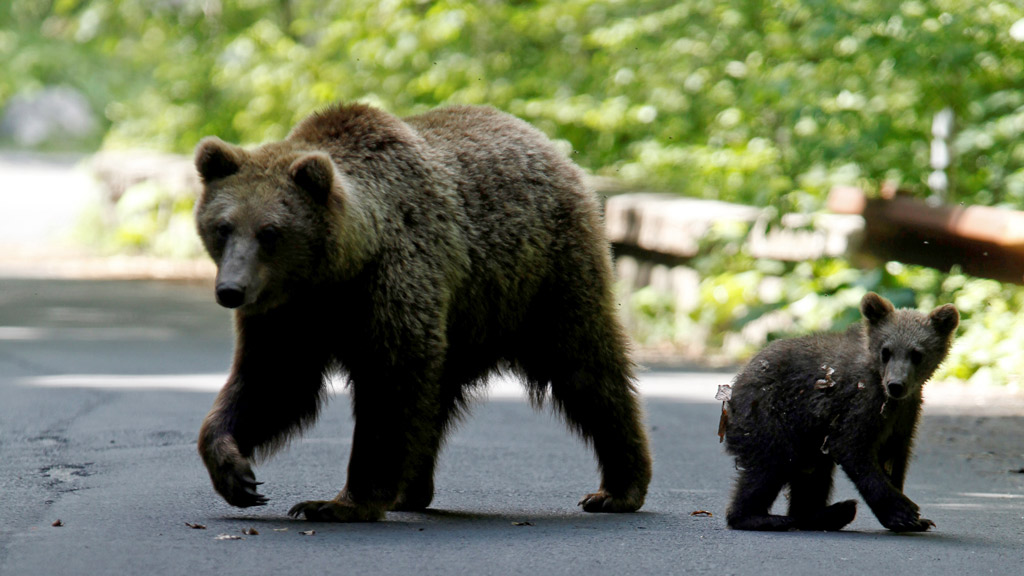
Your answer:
(885, 381), (906, 399)
(216, 282), (247, 309)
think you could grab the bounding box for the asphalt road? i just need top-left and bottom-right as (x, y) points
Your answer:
(1, 276), (1023, 575)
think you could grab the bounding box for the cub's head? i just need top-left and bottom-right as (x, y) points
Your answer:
(861, 292), (959, 400)
(194, 136), (349, 312)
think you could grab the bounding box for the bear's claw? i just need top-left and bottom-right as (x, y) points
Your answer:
(228, 471), (268, 507)
(213, 462), (268, 507)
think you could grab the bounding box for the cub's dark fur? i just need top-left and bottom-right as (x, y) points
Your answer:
(724, 292), (958, 532)
(193, 103), (652, 522)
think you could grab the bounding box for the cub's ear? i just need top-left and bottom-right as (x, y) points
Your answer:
(928, 304), (959, 336)
(289, 153), (336, 204)
(861, 292), (895, 325)
(195, 137), (242, 182)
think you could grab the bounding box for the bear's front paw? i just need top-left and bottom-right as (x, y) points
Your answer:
(200, 436), (268, 508)
(885, 516), (935, 532)
(880, 502), (934, 532)
(214, 461), (268, 508)
(288, 500), (385, 522)
(578, 488), (644, 513)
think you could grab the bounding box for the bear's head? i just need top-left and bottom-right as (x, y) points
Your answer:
(194, 137), (354, 312)
(860, 292), (959, 400)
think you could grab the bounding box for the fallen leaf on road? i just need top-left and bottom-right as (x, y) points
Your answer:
(511, 521), (534, 526)
(299, 530), (316, 536)
(51, 519), (64, 527)
(242, 527), (259, 535)
(185, 522), (206, 530)
(690, 510), (713, 517)
(214, 534), (243, 540)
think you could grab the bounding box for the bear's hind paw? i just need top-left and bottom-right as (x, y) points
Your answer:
(578, 489), (644, 513)
(288, 499), (385, 522)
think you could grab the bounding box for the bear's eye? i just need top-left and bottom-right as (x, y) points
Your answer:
(214, 222), (233, 243)
(256, 226), (280, 251)
(910, 349), (923, 365)
(880, 347), (892, 364)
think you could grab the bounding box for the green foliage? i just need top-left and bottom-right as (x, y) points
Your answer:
(76, 180), (205, 258)
(625, 245), (1024, 387)
(4, 1), (1024, 208)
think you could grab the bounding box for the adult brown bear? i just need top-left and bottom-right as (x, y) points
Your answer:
(193, 103), (652, 522)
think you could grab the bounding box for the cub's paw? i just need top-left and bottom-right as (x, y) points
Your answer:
(886, 517), (935, 533)
(578, 488), (645, 513)
(727, 514), (797, 531)
(818, 499), (858, 531)
(288, 500), (385, 523)
(880, 502), (934, 532)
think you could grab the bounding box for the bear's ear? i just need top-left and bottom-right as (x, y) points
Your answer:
(861, 292), (895, 325)
(289, 153), (336, 204)
(195, 137), (242, 183)
(928, 303), (959, 336)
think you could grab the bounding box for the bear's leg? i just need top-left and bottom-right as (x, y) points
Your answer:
(516, 278), (651, 512)
(556, 368), (652, 513)
(726, 467), (793, 530)
(199, 313), (330, 508)
(289, 372), (441, 522)
(788, 464), (857, 531)
(879, 433), (914, 491)
(523, 313), (651, 512)
(839, 456), (934, 532)
(391, 385), (467, 511)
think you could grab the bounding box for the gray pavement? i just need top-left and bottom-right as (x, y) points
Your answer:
(1, 276), (1024, 575)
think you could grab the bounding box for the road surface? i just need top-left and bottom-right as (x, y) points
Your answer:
(1, 276), (1023, 575)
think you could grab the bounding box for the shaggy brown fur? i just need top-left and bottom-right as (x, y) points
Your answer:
(724, 292), (958, 532)
(193, 103), (652, 522)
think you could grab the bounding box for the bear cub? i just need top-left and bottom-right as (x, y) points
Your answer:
(193, 103), (652, 522)
(724, 292), (958, 532)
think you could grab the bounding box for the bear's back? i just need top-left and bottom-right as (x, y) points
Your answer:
(288, 103), (418, 153)
(738, 324), (868, 390)
(405, 105), (589, 213)
(726, 324), (874, 457)
(286, 104), (608, 330)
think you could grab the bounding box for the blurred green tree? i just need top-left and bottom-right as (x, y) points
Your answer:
(3, 0), (1024, 208)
